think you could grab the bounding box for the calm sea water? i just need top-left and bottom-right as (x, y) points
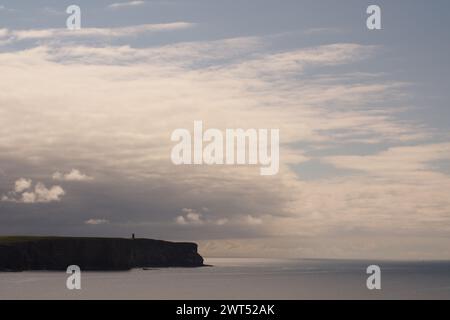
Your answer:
(1, 258), (450, 299)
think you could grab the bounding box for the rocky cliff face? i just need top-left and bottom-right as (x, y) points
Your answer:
(0, 236), (204, 271)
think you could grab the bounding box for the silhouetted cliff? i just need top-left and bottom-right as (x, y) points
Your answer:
(0, 236), (204, 271)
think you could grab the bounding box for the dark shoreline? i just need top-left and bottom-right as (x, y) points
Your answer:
(0, 236), (204, 271)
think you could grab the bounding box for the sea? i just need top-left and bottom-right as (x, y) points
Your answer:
(1, 258), (450, 299)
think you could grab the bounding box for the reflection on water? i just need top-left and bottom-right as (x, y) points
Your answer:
(1, 258), (450, 299)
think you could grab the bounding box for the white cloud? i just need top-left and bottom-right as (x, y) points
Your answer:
(0, 5), (15, 12)
(215, 218), (228, 226)
(33, 183), (65, 203)
(0, 22), (193, 43)
(1, 180), (65, 203)
(245, 215), (263, 225)
(175, 216), (187, 225)
(42, 36), (261, 66)
(85, 219), (109, 225)
(303, 27), (345, 35)
(14, 178), (32, 193)
(53, 169), (93, 181)
(184, 208), (202, 221)
(176, 208), (204, 225)
(21, 191), (36, 203)
(176, 208), (231, 226)
(324, 143), (450, 178)
(108, 1), (146, 9)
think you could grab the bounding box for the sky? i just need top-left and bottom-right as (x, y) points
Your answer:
(0, 0), (450, 259)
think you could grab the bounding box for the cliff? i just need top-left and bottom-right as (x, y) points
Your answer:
(0, 236), (204, 271)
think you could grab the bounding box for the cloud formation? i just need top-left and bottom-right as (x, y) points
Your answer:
(108, 1), (146, 9)
(14, 178), (32, 193)
(176, 208), (205, 225)
(0, 22), (193, 44)
(176, 208), (231, 226)
(2, 179), (65, 203)
(53, 169), (93, 181)
(85, 219), (109, 225)
(0, 21), (449, 259)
